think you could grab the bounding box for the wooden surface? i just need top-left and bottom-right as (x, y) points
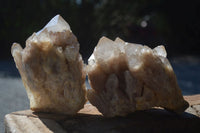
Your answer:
(4, 95), (200, 133)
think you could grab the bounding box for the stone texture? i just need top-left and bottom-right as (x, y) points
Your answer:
(87, 37), (189, 117)
(11, 15), (86, 114)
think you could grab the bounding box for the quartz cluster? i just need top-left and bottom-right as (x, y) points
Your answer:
(11, 15), (86, 114)
(11, 15), (189, 116)
(87, 37), (189, 117)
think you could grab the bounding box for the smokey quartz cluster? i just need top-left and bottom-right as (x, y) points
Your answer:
(11, 15), (86, 114)
(87, 37), (189, 117)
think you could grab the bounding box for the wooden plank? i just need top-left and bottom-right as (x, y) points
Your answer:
(4, 95), (200, 133)
(184, 94), (200, 105)
(5, 114), (66, 133)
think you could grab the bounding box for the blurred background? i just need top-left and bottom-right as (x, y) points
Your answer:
(0, 0), (200, 132)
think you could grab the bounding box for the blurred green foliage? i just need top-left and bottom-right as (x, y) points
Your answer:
(0, 0), (200, 59)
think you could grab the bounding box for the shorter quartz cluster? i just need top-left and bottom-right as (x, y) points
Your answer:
(87, 37), (189, 117)
(11, 15), (86, 114)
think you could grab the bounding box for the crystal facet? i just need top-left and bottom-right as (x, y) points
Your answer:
(36, 15), (71, 35)
(87, 37), (189, 117)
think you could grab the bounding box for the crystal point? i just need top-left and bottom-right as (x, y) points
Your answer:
(36, 15), (71, 35)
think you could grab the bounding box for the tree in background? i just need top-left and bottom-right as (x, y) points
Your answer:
(0, 0), (200, 59)
(94, 0), (200, 57)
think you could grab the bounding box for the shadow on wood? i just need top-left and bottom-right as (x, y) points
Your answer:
(5, 95), (200, 133)
(6, 106), (199, 133)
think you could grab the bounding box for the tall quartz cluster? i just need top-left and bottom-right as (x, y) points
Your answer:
(87, 37), (189, 117)
(11, 15), (86, 114)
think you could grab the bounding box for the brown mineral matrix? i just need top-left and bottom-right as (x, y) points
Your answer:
(11, 15), (87, 114)
(87, 37), (189, 117)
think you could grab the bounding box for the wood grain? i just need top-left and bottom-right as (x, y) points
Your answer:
(4, 95), (200, 133)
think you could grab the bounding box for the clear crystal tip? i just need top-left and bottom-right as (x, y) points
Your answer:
(36, 15), (71, 35)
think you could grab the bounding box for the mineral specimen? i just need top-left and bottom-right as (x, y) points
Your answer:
(87, 37), (189, 117)
(11, 15), (87, 114)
